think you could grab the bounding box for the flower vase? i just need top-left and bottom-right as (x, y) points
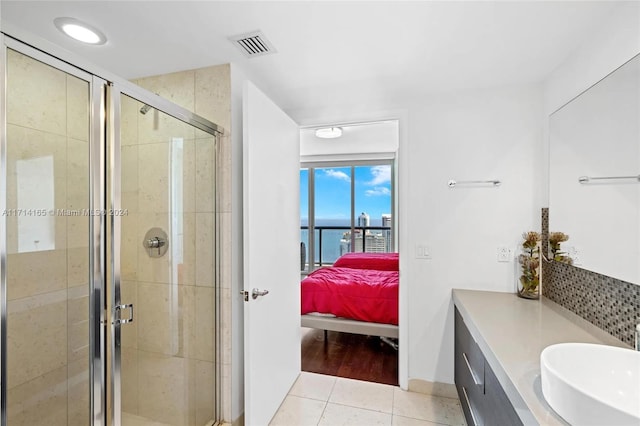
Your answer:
(517, 243), (540, 300)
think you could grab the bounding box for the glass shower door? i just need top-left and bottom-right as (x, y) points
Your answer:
(114, 93), (217, 426)
(4, 47), (99, 425)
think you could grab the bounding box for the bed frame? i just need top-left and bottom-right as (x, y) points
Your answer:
(301, 314), (399, 339)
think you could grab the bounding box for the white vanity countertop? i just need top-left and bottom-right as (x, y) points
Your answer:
(452, 289), (629, 426)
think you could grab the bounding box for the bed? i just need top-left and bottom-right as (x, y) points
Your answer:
(300, 252), (399, 338)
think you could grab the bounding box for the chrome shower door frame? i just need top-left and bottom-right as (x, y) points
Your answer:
(0, 35), (109, 426)
(0, 29), (223, 426)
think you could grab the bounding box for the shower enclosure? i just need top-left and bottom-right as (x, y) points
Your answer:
(0, 36), (221, 426)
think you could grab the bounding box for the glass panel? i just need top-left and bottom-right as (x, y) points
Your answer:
(119, 94), (216, 426)
(354, 165), (393, 253)
(300, 169), (309, 272)
(5, 49), (91, 425)
(313, 167), (351, 266)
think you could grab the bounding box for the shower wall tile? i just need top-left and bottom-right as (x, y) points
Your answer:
(182, 213), (197, 285)
(67, 284), (89, 324)
(66, 137), (89, 213)
(221, 287), (232, 366)
(7, 293), (67, 387)
(195, 286), (215, 362)
(66, 74), (90, 142)
(67, 247), (89, 288)
(122, 346), (139, 415)
(136, 282), (196, 357)
(219, 212), (232, 290)
(6, 250), (67, 300)
(67, 316), (88, 364)
(195, 137), (216, 213)
(121, 212), (139, 281)
(135, 67), (197, 145)
(195, 64), (231, 132)
(542, 208), (640, 346)
(137, 140), (196, 214)
(67, 216), (90, 250)
(138, 110), (196, 145)
(131, 63), (231, 423)
(121, 93), (139, 147)
(67, 358), (90, 426)
(121, 280), (138, 349)
(196, 213), (215, 287)
(7, 365), (68, 426)
(122, 144), (140, 201)
(7, 49), (67, 136)
(67, 285), (89, 363)
(138, 350), (196, 426)
(221, 362), (232, 422)
(182, 139), (197, 214)
(196, 360), (216, 426)
(137, 142), (170, 213)
(137, 70), (196, 113)
(218, 134), (232, 214)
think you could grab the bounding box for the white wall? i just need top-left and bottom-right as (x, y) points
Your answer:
(290, 83), (542, 386)
(403, 85), (542, 383)
(227, 0), (640, 402)
(542, 1), (640, 202)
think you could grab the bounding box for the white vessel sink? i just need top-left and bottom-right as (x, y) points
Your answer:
(541, 343), (640, 425)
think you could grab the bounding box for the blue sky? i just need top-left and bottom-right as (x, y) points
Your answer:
(300, 165), (392, 225)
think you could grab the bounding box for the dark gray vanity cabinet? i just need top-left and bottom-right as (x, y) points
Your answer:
(455, 308), (523, 426)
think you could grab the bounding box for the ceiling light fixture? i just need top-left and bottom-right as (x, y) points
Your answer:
(315, 127), (343, 139)
(54, 17), (107, 45)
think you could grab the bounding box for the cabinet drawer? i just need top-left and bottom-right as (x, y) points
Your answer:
(484, 360), (523, 426)
(455, 309), (484, 389)
(457, 383), (486, 426)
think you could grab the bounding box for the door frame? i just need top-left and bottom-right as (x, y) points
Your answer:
(298, 112), (409, 390)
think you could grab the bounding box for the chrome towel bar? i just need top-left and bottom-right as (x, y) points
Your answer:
(448, 179), (501, 188)
(578, 174), (640, 184)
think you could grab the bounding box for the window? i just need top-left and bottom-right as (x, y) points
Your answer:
(301, 162), (394, 272)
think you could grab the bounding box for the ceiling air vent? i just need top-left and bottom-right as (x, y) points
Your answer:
(229, 31), (276, 58)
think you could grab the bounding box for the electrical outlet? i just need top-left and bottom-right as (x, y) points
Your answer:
(497, 246), (511, 262)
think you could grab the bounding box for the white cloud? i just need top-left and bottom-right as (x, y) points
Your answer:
(324, 169), (350, 182)
(368, 165), (391, 185)
(365, 187), (391, 197)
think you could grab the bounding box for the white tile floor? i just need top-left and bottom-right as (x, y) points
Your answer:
(269, 372), (467, 426)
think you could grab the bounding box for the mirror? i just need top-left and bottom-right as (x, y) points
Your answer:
(549, 54), (640, 285)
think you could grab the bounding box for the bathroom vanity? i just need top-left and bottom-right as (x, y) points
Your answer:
(452, 289), (629, 426)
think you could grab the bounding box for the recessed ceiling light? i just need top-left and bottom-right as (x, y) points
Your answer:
(315, 127), (343, 139)
(54, 17), (107, 45)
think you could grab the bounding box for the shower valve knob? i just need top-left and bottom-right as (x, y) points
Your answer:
(142, 227), (169, 258)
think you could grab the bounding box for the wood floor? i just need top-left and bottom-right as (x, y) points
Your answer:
(300, 327), (399, 386)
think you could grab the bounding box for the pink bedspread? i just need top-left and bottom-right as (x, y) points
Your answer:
(301, 267), (399, 325)
(332, 252), (399, 271)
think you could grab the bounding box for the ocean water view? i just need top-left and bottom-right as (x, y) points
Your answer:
(300, 218), (386, 265)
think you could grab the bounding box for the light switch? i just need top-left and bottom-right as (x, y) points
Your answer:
(416, 244), (431, 259)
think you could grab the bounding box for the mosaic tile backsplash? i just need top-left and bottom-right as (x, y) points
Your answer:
(541, 208), (640, 347)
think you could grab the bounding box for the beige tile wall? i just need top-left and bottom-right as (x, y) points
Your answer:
(5, 49), (91, 426)
(4, 48), (230, 426)
(122, 63), (230, 426)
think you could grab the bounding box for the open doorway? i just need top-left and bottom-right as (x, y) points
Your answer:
(298, 120), (400, 386)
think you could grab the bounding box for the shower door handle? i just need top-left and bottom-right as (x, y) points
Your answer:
(114, 303), (134, 325)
